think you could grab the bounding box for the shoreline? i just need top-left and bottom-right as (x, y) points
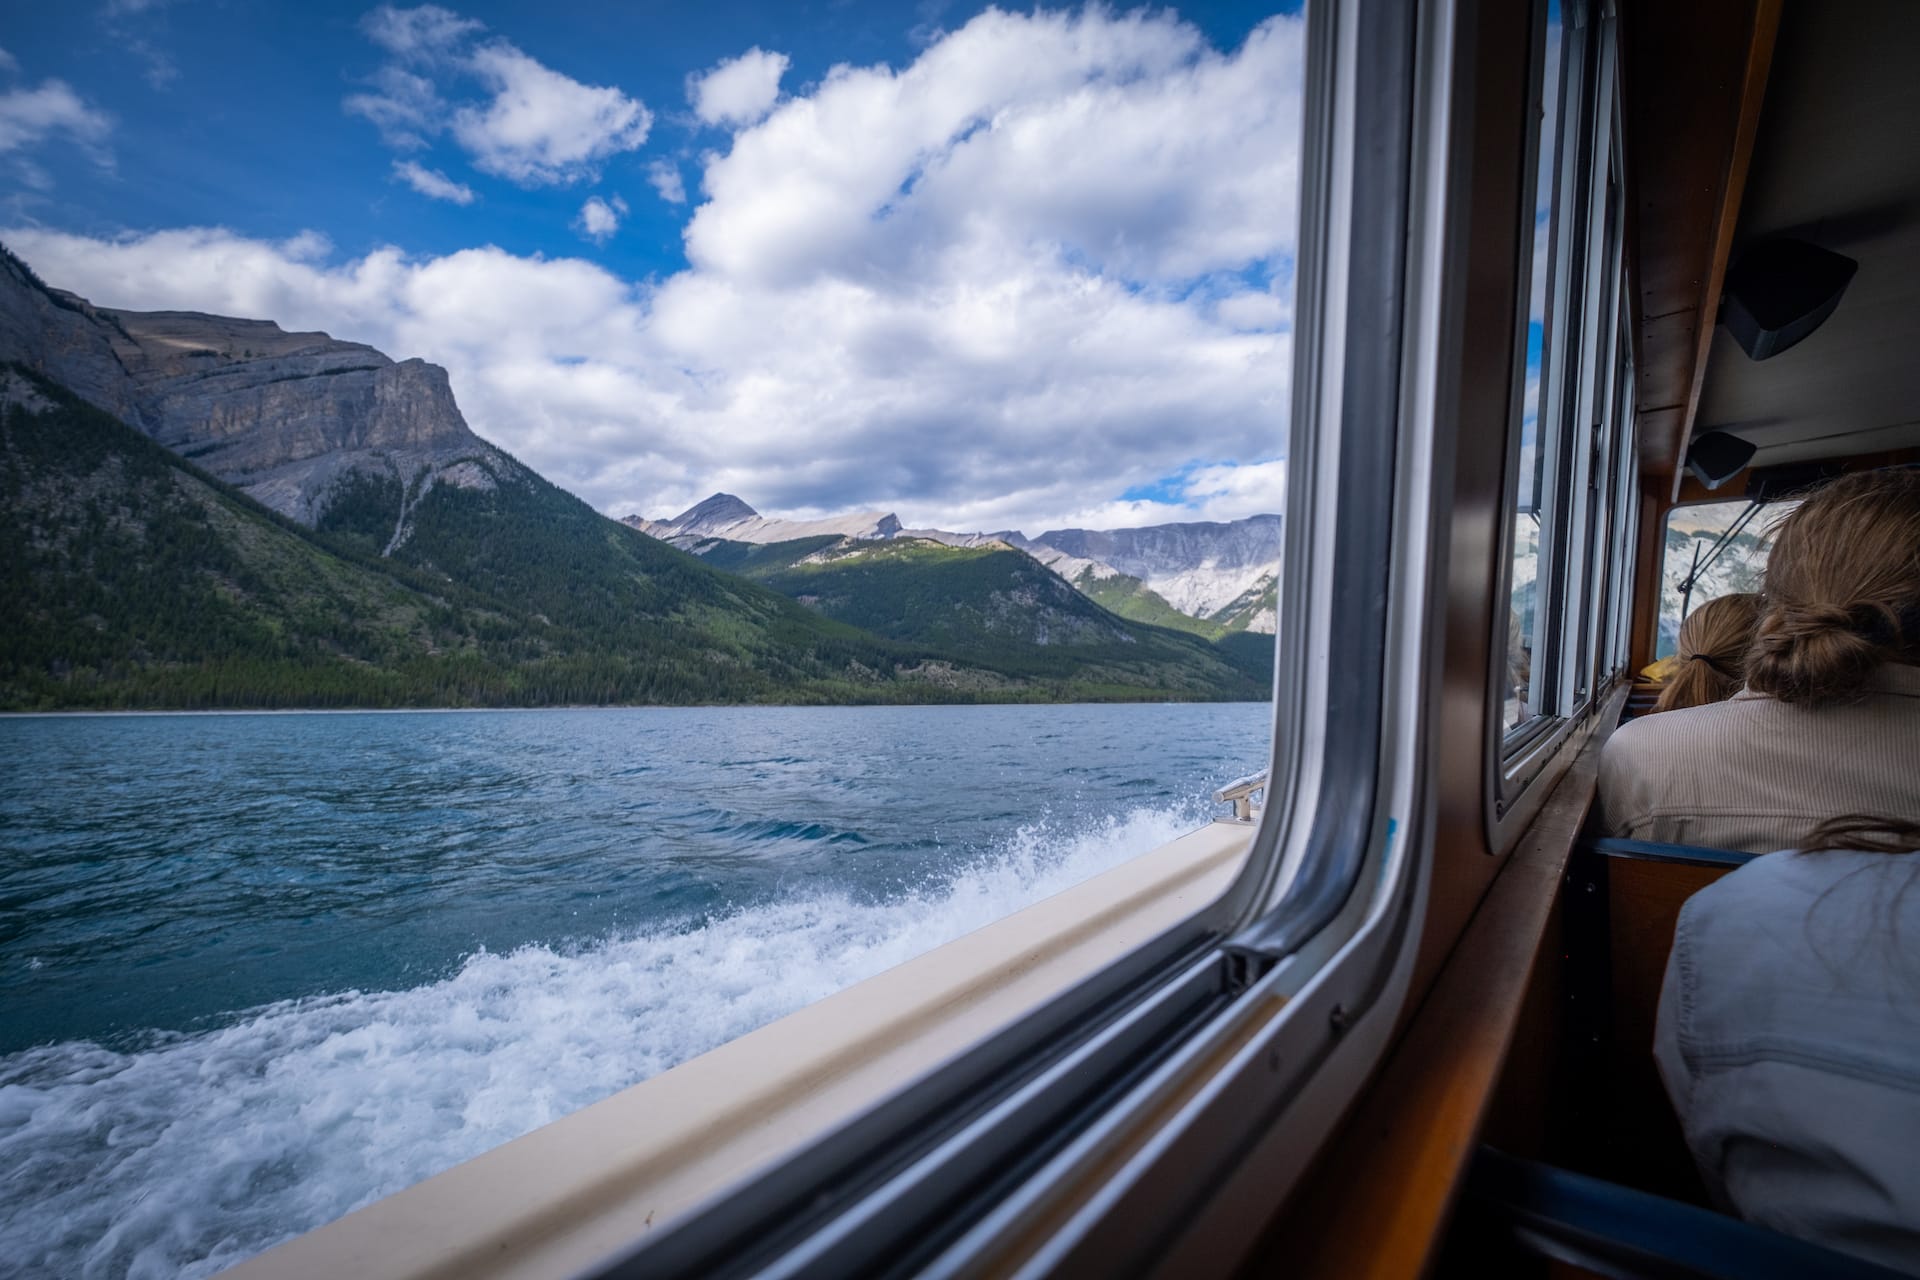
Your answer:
(0, 699), (1271, 719)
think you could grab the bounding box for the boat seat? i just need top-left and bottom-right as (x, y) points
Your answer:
(1583, 837), (1754, 868)
(1453, 1146), (1912, 1279)
(1559, 838), (1755, 1202)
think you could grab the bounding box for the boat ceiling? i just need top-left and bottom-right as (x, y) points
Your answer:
(1691, 0), (1920, 472)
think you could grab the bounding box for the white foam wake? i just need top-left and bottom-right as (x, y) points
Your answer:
(0, 802), (1205, 1279)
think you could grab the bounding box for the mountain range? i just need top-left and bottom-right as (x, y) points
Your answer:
(0, 245), (1273, 710)
(627, 495), (1282, 638)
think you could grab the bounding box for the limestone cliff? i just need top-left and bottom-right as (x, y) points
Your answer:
(0, 243), (518, 532)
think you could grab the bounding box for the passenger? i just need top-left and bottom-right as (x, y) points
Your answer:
(1596, 468), (1920, 851)
(1652, 592), (1762, 714)
(1654, 815), (1920, 1272)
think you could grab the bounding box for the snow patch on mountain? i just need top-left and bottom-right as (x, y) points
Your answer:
(1033, 516), (1284, 621)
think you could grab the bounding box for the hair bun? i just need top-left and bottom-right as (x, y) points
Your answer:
(1741, 467), (1920, 705)
(1747, 604), (1884, 703)
(1776, 602), (1858, 632)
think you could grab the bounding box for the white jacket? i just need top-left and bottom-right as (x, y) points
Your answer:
(1656, 848), (1920, 1273)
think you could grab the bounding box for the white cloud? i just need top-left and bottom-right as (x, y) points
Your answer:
(684, 8), (1301, 288)
(0, 78), (112, 158)
(127, 39), (179, 91)
(574, 194), (627, 243)
(347, 7), (651, 186)
(0, 47), (19, 75)
(452, 43), (651, 185)
(346, 67), (446, 149)
(688, 47), (789, 127)
(361, 4), (482, 57)
(647, 158), (685, 205)
(394, 159), (475, 204)
(15, 9), (1304, 536)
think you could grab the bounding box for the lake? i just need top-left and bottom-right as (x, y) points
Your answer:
(0, 702), (1271, 1278)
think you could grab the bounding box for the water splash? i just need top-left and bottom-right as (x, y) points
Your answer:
(0, 802), (1206, 1279)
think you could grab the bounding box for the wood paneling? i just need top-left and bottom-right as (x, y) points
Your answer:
(1570, 855), (1732, 1203)
(1620, 0), (1781, 488)
(1241, 696), (1621, 1280)
(1627, 488), (1667, 673)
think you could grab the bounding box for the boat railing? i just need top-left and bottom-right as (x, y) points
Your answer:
(1214, 769), (1268, 822)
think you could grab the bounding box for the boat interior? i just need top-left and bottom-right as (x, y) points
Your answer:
(225, 0), (1920, 1276)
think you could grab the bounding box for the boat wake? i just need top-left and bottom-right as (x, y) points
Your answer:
(0, 801), (1208, 1279)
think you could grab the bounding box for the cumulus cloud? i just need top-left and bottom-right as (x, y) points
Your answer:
(452, 43), (651, 185)
(688, 48), (789, 127)
(393, 159), (475, 204)
(14, 8), (1303, 535)
(347, 5), (651, 186)
(647, 158), (686, 205)
(574, 194), (627, 243)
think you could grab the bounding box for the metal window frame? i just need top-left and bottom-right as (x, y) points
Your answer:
(579, 0), (1458, 1273)
(1549, 8), (1620, 718)
(1487, 0), (1587, 777)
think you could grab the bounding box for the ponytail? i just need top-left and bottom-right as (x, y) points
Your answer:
(1654, 592), (1761, 713)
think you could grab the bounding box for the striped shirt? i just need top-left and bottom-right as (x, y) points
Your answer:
(1597, 663), (1920, 853)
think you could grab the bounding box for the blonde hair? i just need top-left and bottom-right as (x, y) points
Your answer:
(1747, 468), (1920, 704)
(1655, 592), (1762, 713)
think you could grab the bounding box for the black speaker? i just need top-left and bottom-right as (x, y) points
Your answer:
(1722, 238), (1858, 361)
(1686, 430), (1758, 490)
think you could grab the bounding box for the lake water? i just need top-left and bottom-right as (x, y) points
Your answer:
(0, 702), (1271, 1278)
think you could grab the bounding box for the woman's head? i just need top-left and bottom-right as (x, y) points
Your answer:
(1747, 467), (1920, 704)
(1655, 592), (1762, 713)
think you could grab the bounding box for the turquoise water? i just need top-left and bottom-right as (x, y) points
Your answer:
(0, 702), (1270, 1278)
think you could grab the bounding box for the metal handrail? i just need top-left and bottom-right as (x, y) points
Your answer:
(1214, 770), (1269, 822)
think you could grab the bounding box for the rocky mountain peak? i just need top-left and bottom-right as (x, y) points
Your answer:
(0, 246), (517, 528)
(670, 492), (759, 534)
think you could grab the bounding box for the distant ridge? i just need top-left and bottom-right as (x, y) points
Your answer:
(627, 492), (1283, 635)
(623, 494), (903, 546)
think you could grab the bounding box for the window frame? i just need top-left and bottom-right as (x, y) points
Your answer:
(597, 0), (1459, 1272)
(1488, 0), (1630, 846)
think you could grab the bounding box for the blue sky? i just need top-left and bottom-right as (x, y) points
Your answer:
(1, 1), (1303, 534)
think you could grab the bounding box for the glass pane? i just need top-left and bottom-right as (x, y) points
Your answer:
(1655, 498), (1798, 659)
(1504, 0), (1570, 731)
(0, 4), (1311, 1274)
(1573, 176), (1622, 702)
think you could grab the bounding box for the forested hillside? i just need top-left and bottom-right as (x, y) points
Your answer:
(708, 534), (1269, 698)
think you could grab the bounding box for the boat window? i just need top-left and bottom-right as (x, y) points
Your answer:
(1492, 0), (1637, 828)
(1604, 297), (1638, 677)
(1502, 0), (1578, 733)
(1656, 498), (1795, 658)
(0, 8), (1312, 1278)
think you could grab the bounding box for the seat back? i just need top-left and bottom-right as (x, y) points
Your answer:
(1452, 1146), (1912, 1280)
(1561, 837), (1754, 1200)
